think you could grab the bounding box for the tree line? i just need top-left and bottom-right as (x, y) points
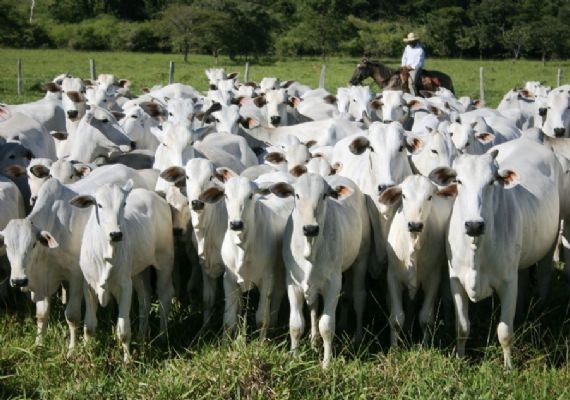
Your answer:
(1, 0), (569, 62)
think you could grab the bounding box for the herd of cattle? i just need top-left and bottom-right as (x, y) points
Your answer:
(0, 68), (569, 369)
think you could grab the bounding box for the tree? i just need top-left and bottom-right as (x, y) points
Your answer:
(502, 23), (532, 60)
(346, 16), (413, 59)
(423, 7), (467, 57)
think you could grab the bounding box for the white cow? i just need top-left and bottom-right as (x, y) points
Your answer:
(429, 138), (562, 368)
(542, 87), (570, 138)
(63, 106), (135, 163)
(379, 175), (456, 346)
(160, 159), (228, 326)
(408, 130), (458, 176)
(70, 182), (174, 362)
(270, 173), (371, 368)
(119, 105), (161, 152)
(199, 170), (294, 338)
(0, 111), (57, 160)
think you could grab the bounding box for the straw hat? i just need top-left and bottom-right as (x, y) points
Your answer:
(403, 32), (420, 42)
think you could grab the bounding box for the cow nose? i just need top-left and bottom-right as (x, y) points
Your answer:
(67, 110), (78, 119)
(465, 221), (485, 237)
(270, 116), (281, 125)
(378, 184), (393, 193)
(130, 141), (137, 150)
(109, 231), (123, 242)
(383, 119), (393, 123)
(538, 107), (547, 117)
(10, 278), (28, 288)
(191, 200), (204, 211)
(209, 84), (217, 90)
(408, 222), (424, 233)
(230, 220), (244, 231)
(172, 227), (184, 237)
(303, 225), (319, 237)
(554, 128), (566, 137)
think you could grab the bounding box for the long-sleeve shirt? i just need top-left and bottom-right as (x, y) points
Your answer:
(401, 44), (425, 70)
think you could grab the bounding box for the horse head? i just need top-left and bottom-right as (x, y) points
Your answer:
(349, 58), (372, 86)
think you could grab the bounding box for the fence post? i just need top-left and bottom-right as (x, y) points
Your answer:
(479, 67), (485, 107)
(319, 64), (327, 89)
(89, 59), (96, 81)
(244, 62), (250, 82)
(17, 58), (22, 96)
(557, 68), (562, 87)
(169, 61), (175, 84)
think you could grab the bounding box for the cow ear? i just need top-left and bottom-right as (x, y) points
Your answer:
(206, 102), (222, 114)
(44, 82), (60, 93)
(371, 99), (383, 110)
(429, 167), (457, 186)
(405, 135), (424, 155)
(289, 96), (301, 108)
(111, 111), (125, 121)
(407, 100), (421, 109)
(118, 79), (130, 88)
(29, 164), (50, 178)
(122, 179), (134, 193)
(160, 166), (186, 183)
(269, 182), (295, 198)
(304, 140), (317, 149)
(330, 185), (353, 200)
(489, 149), (499, 159)
(281, 80), (295, 89)
(378, 186), (402, 206)
(37, 230), (59, 249)
(436, 183), (458, 198)
(69, 195), (96, 208)
(476, 132), (495, 144)
(214, 167), (237, 183)
(349, 136), (370, 155)
(289, 165), (308, 177)
(199, 187), (225, 203)
(50, 130), (68, 141)
(227, 72), (239, 80)
(83, 79), (94, 86)
(74, 164), (92, 177)
(330, 161), (342, 175)
(265, 152), (286, 164)
(496, 169), (519, 189)
(241, 117), (259, 129)
(253, 96), (267, 108)
(5, 164), (28, 178)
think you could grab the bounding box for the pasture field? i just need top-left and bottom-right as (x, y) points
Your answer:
(0, 49), (569, 107)
(2, 48), (570, 398)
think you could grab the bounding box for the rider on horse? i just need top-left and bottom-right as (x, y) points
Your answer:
(401, 32), (424, 96)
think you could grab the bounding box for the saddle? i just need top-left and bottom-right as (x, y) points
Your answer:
(399, 67), (442, 93)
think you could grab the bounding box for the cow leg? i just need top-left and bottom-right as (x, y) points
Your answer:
(256, 281), (272, 340)
(64, 276), (83, 352)
(35, 296), (50, 346)
(351, 256), (367, 343)
(288, 283), (305, 351)
(320, 275), (341, 369)
(155, 264), (174, 341)
(269, 269), (286, 328)
(83, 284), (98, 341)
(309, 296), (320, 349)
(496, 279), (517, 369)
(117, 281), (133, 363)
(202, 271), (217, 328)
(223, 272), (241, 336)
(132, 273), (150, 341)
(450, 275), (470, 359)
(535, 239), (558, 301)
(387, 268), (405, 347)
(419, 269), (441, 346)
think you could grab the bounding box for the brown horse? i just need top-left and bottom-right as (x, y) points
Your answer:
(349, 58), (455, 95)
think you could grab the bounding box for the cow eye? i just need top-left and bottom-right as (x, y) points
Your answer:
(214, 118), (220, 123)
(101, 119), (108, 123)
(169, 112), (173, 117)
(464, 142), (470, 147)
(131, 115), (138, 119)
(97, 203), (102, 208)
(428, 195), (432, 201)
(398, 145), (404, 152)
(248, 193), (254, 200)
(402, 194), (406, 199)
(162, 143), (167, 147)
(431, 149), (438, 154)
(295, 194), (300, 199)
(457, 179), (462, 185)
(322, 193), (327, 199)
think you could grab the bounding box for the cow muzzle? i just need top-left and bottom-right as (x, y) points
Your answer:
(10, 277), (28, 288)
(191, 200), (205, 211)
(230, 220), (244, 231)
(408, 222), (424, 233)
(109, 231), (123, 242)
(465, 221), (485, 237)
(303, 225), (319, 237)
(67, 110), (79, 119)
(554, 128), (566, 137)
(270, 116), (281, 126)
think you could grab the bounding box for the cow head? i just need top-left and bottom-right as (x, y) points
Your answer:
(61, 77), (87, 121)
(1, 219), (59, 290)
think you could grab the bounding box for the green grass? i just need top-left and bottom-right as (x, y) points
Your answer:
(0, 49), (569, 107)
(2, 273), (570, 399)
